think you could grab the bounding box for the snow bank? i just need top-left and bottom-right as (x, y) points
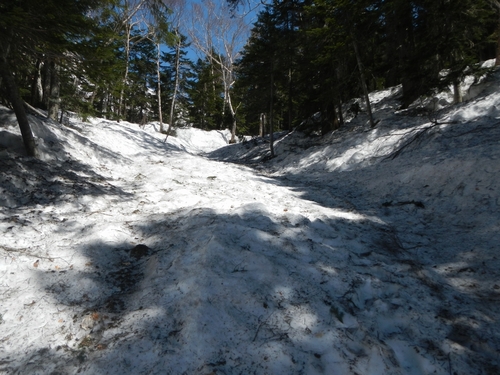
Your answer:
(1, 68), (499, 375)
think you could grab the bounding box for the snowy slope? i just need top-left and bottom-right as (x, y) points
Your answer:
(0, 68), (499, 375)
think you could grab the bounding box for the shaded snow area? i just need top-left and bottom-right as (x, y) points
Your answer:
(1, 71), (500, 375)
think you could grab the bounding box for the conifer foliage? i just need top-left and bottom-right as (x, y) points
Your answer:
(1, 0), (498, 157)
(0, 0), (182, 156)
(0, 0), (103, 156)
(236, 0), (498, 135)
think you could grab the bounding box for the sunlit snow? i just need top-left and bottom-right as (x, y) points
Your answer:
(1, 65), (499, 374)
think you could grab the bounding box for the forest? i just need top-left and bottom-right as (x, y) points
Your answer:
(2, 2), (500, 373)
(1, 0), (500, 156)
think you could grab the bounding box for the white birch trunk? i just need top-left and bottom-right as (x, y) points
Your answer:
(156, 42), (164, 133)
(166, 35), (182, 141)
(119, 25), (131, 118)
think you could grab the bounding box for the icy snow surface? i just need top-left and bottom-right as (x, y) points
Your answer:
(1, 69), (500, 375)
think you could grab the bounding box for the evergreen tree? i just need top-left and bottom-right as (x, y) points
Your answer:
(236, 8), (277, 136)
(161, 32), (193, 132)
(125, 35), (157, 123)
(237, 0), (497, 132)
(237, 1), (305, 136)
(419, 0), (496, 103)
(382, 0), (496, 107)
(0, 0), (105, 156)
(188, 58), (224, 130)
(70, 16), (125, 120)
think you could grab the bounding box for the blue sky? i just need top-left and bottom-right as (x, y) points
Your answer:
(177, 0), (262, 63)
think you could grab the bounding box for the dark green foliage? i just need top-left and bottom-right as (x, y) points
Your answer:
(0, 0), (102, 55)
(379, 0), (496, 106)
(0, 0), (179, 128)
(161, 33), (194, 127)
(0, 0), (120, 118)
(237, 1), (305, 135)
(125, 36), (157, 123)
(187, 58), (225, 130)
(0, 0), (106, 155)
(235, 0), (498, 136)
(2, 0), (498, 157)
(235, 8), (276, 135)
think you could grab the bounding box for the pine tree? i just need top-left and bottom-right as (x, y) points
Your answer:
(125, 35), (157, 123)
(188, 58), (224, 130)
(383, 0), (496, 107)
(236, 0), (497, 130)
(67, 15), (125, 120)
(237, 1), (303, 137)
(236, 8), (276, 136)
(421, 0), (496, 102)
(161, 32), (193, 132)
(0, 0), (105, 156)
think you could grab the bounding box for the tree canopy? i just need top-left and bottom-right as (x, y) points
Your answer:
(236, 0), (498, 135)
(1, 0), (498, 156)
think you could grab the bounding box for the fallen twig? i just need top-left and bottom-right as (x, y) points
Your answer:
(23, 101), (48, 119)
(0, 246), (70, 264)
(252, 315), (265, 342)
(253, 312), (274, 342)
(382, 200), (425, 209)
(384, 123), (442, 160)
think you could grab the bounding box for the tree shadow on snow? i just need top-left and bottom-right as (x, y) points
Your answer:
(13, 202), (500, 374)
(96, 122), (185, 155)
(0, 155), (132, 212)
(202, 117), (500, 374)
(243, 122), (500, 374)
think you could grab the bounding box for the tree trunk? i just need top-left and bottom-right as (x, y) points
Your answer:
(42, 59), (51, 110)
(336, 94), (344, 127)
(287, 67), (292, 131)
(201, 85), (207, 130)
(48, 60), (60, 121)
(30, 59), (43, 107)
(269, 60), (275, 158)
(156, 43), (164, 133)
(119, 25), (132, 118)
(352, 36), (375, 128)
(259, 113), (265, 137)
(221, 90), (228, 132)
(453, 80), (463, 104)
(166, 33), (182, 141)
(496, 11), (500, 66)
(227, 91), (237, 143)
(0, 56), (37, 157)
(331, 102), (340, 131)
(385, 1), (418, 107)
(102, 89), (108, 118)
(384, 3), (402, 87)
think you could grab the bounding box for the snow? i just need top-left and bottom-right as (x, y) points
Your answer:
(1, 66), (500, 375)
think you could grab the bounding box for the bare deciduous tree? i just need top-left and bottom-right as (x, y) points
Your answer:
(163, 0), (187, 141)
(187, 0), (248, 143)
(114, 0), (150, 119)
(115, 0), (172, 123)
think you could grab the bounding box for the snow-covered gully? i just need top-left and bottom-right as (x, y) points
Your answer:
(1, 72), (500, 374)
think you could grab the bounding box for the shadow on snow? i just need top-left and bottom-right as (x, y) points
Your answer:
(12, 201), (500, 374)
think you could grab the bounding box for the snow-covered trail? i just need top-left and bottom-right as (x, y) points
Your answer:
(0, 122), (380, 374)
(1, 95), (499, 375)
